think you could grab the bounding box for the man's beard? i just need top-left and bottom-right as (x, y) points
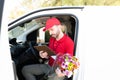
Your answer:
(51, 31), (60, 39)
(51, 34), (58, 38)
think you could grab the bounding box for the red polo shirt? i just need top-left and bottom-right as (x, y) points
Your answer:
(48, 34), (74, 66)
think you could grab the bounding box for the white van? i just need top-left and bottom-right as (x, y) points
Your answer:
(1, 2), (120, 80)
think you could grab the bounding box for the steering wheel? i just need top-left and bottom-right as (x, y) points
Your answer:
(28, 41), (39, 60)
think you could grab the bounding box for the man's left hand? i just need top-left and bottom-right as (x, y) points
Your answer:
(55, 68), (65, 77)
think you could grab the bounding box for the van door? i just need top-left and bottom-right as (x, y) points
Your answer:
(8, 7), (84, 80)
(0, 0), (15, 80)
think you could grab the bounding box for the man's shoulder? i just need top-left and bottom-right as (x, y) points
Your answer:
(64, 34), (74, 44)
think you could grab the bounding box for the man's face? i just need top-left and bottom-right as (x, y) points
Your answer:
(48, 25), (60, 38)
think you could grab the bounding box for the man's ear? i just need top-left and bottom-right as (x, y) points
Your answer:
(59, 24), (67, 33)
(57, 25), (62, 30)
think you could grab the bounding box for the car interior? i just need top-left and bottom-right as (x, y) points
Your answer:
(8, 15), (77, 80)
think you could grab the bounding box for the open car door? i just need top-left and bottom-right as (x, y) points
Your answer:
(0, 0), (15, 80)
(8, 7), (84, 80)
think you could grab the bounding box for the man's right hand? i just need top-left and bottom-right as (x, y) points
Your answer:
(39, 51), (49, 59)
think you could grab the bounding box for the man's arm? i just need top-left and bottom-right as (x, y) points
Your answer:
(65, 37), (74, 56)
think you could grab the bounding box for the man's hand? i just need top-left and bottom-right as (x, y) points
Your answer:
(55, 68), (65, 77)
(39, 51), (49, 59)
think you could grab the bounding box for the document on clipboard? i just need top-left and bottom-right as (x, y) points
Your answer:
(34, 45), (55, 56)
(51, 55), (57, 60)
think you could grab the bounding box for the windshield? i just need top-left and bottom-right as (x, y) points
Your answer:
(8, 19), (42, 41)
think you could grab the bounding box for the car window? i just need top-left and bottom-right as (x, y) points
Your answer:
(8, 20), (40, 39)
(8, 15), (76, 44)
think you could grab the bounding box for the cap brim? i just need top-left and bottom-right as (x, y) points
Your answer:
(43, 28), (46, 31)
(43, 26), (50, 31)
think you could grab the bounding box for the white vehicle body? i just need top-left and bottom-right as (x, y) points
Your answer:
(0, 1), (120, 80)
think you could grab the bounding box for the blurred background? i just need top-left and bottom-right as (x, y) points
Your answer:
(8, 0), (120, 22)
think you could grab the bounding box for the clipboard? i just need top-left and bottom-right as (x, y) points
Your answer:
(34, 45), (55, 56)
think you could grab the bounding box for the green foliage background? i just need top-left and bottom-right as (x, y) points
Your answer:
(9, 0), (120, 21)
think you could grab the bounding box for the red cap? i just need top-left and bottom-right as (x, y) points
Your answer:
(43, 17), (61, 31)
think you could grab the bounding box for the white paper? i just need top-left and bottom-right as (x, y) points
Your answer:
(51, 55), (57, 60)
